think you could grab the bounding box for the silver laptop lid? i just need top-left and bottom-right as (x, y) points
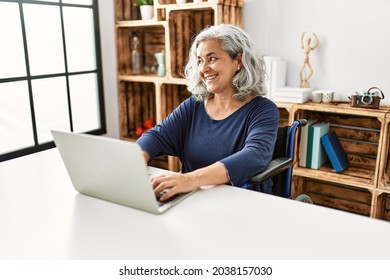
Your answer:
(51, 130), (164, 214)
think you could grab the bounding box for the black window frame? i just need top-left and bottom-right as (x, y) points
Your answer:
(0, 0), (106, 162)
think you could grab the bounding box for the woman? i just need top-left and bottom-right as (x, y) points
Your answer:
(137, 24), (279, 201)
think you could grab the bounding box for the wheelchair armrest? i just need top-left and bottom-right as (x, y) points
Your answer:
(249, 157), (293, 184)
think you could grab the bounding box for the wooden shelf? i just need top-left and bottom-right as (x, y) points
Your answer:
(293, 166), (376, 190)
(293, 101), (390, 117)
(116, 20), (167, 28)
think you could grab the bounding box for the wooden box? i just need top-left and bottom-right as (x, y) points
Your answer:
(373, 191), (390, 221)
(292, 102), (390, 189)
(278, 107), (290, 127)
(116, 26), (165, 76)
(118, 81), (156, 140)
(294, 177), (373, 217)
(168, 9), (214, 78)
(276, 102), (295, 126)
(160, 84), (191, 120)
(115, 0), (140, 21)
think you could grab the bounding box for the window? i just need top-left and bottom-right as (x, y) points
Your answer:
(0, 0), (105, 161)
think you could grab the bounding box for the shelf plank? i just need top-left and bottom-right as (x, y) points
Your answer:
(118, 74), (187, 85)
(293, 101), (390, 118)
(116, 20), (167, 28)
(293, 166), (375, 190)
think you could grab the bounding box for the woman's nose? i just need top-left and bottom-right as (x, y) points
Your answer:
(199, 61), (210, 73)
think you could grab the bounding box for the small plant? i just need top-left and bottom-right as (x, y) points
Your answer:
(136, 0), (153, 5)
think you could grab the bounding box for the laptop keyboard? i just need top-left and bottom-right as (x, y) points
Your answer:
(156, 190), (180, 206)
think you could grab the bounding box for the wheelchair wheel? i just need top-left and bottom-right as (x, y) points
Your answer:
(295, 194), (313, 204)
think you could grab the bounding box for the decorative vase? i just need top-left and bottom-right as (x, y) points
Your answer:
(154, 52), (166, 76)
(140, 5), (154, 20)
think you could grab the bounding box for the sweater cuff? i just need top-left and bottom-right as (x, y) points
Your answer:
(217, 161), (233, 186)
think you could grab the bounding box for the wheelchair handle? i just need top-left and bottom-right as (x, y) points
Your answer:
(297, 119), (308, 127)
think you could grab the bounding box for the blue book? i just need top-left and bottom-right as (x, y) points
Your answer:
(321, 131), (349, 172)
(307, 122), (330, 169)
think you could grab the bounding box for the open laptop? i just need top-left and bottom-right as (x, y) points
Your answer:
(51, 130), (195, 214)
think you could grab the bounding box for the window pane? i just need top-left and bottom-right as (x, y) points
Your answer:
(0, 3), (26, 79)
(23, 4), (65, 76)
(69, 73), (100, 133)
(0, 81), (34, 154)
(32, 77), (71, 144)
(63, 0), (92, 5)
(63, 7), (96, 72)
(0, 1), (103, 161)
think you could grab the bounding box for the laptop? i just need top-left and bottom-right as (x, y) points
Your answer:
(51, 130), (195, 214)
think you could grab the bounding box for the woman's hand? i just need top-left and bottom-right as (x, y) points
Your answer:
(151, 172), (198, 201)
(150, 162), (230, 201)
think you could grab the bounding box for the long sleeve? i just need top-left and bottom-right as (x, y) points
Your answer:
(136, 97), (194, 160)
(219, 100), (279, 187)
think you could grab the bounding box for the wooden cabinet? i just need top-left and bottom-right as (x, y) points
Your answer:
(114, 0), (243, 170)
(286, 101), (390, 221)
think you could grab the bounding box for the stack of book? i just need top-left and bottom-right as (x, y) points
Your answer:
(263, 56), (287, 100)
(272, 86), (313, 103)
(299, 120), (350, 172)
(298, 120), (329, 169)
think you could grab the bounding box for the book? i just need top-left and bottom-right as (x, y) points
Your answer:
(306, 122), (330, 169)
(298, 119), (318, 167)
(272, 86), (313, 103)
(271, 95), (312, 103)
(271, 60), (287, 95)
(263, 56), (286, 100)
(321, 131), (349, 172)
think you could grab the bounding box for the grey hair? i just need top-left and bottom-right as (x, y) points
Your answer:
(184, 24), (267, 102)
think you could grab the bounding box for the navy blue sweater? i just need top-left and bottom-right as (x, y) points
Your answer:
(136, 96), (279, 193)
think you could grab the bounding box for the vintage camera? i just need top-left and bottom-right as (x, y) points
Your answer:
(349, 87), (384, 109)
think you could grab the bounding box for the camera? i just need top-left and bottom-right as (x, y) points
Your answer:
(349, 87), (384, 109)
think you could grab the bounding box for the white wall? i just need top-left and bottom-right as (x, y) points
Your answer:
(243, 0), (390, 104)
(99, 0), (390, 137)
(98, 0), (119, 138)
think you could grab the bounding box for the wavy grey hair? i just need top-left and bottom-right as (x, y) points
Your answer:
(184, 24), (267, 102)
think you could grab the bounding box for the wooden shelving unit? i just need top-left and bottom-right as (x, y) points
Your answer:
(285, 101), (390, 220)
(114, 0), (243, 170)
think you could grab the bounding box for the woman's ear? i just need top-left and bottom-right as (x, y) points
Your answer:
(235, 52), (243, 68)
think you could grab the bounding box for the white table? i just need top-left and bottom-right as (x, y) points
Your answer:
(1, 148), (390, 260)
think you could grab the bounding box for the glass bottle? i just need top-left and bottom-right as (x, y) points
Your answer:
(131, 36), (142, 74)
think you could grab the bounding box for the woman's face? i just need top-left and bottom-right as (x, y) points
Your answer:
(196, 40), (241, 96)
